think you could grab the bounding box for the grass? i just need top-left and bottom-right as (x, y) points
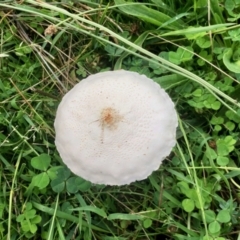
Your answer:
(0, 0), (240, 239)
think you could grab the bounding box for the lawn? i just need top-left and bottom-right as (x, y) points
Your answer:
(0, 0), (240, 239)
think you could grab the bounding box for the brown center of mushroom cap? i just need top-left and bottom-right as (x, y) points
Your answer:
(100, 107), (123, 130)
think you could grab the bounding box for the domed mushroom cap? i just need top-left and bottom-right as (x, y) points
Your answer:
(54, 70), (178, 185)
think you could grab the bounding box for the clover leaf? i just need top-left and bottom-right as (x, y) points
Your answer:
(196, 37), (211, 48)
(223, 48), (240, 73)
(25, 154), (56, 195)
(182, 199), (195, 212)
(31, 154), (51, 171)
(16, 202), (41, 235)
(51, 166), (91, 193)
(226, 28), (240, 41)
(169, 46), (193, 65)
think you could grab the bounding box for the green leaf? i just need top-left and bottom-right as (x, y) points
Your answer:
(226, 110), (240, 123)
(206, 148), (217, 160)
(25, 209), (36, 219)
(57, 167), (71, 180)
(169, 46), (194, 65)
(78, 180), (91, 192)
(32, 173), (50, 189)
(208, 220), (221, 234)
(26, 202), (33, 211)
(115, 31), (150, 70)
(32, 202), (107, 233)
(51, 177), (65, 193)
(31, 215), (42, 224)
(29, 223), (37, 234)
(203, 100), (211, 108)
(225, 121), (235, 131)
(224, 136), (236, 151)
(105, 45), (124, 57)
(217, 156), (229, 166)
(162, 23), (234, 37)
(16, 214), (25, 222)
(21, 220), (31, 232)
(177, 181), (189, 193)
(210, 116), (224, 125)
(50, 167), (73, 193)
(15, 44), (33, 56)
(142, 208), (157, 218)
(223, 48), (240, 73)
(66, 177), (79, 193)
(143, 218), (152, 228)
(216, 210), (231, 223)
(197, 50), (213, 66)
(185, 29), (206, 39)
(120, 220), (130, 229)
(115, 0), (182, 29)
(47, 166), (62, 180)
(192, 89), (203, 97)
(61, 201), (73, 212)
(211, 101), (221, 110)
(196, 36), (211, 48)
(107, 213), (144, 220)
(233, 48), (240, 62)
(203, 235), (214, 240)
(153, 74), (187, 90)
(225, 0), (234, 11)
(214, 125), (222, 132)
(65, 176), (91, 193)
(216, 140), (230, 156)
(182, 199), (195, 212)
(205, 210), (216, 223)
(31, 154), (51, 171)
(237, 109), (240, 117)
(10, 97), (19, 110)
(225, 170), (240, 179)
(225, 0), (240, 12)
(0, 203), (5, 219)
(72, 206), (107, 218)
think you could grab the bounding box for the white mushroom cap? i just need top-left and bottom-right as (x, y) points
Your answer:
(54, 70), (178, 185)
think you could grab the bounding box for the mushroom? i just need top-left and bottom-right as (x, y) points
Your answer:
(54, 70), (178, 185)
